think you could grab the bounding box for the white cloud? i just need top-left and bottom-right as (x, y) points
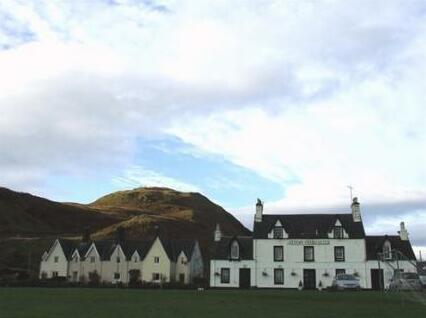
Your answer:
(0, 0), (426, 250)
(112, 165), (200, 193)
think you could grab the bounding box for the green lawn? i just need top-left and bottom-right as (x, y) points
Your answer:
(0, 288), (425, 318)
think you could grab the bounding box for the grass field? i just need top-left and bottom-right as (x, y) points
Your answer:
(0, 288), (425, 318)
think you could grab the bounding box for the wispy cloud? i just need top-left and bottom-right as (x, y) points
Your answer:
(112, 165), (200, 193)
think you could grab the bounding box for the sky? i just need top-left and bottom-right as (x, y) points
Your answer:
(0, 0), (425, 258)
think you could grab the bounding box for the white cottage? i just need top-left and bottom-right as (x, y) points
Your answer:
(210, 198), (417, 290)
(40, 229), (204, 285)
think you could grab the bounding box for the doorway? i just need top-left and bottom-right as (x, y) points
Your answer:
(371, 269), (384, 290)
(303, 269), (316, 290)
(239, 268), (251, 289)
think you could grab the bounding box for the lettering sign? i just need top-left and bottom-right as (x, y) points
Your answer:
(287, 239), (330, 246)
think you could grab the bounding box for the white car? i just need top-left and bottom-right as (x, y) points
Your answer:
(331, 274), (361, 291)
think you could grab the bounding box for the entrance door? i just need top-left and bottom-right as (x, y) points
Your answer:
(303, 269), (316, 290)
(239, 268), (251, 289)
(371, 269), (384, 290)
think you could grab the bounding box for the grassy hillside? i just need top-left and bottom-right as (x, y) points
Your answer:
(0, 186), (251, 277)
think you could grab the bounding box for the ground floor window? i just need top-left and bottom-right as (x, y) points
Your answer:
(114, 272), (120, 280)
(52, 271), (58, 277)
(335, 269), (346, 276)
(72, 271), (78, 281)
(221, 268), (230, 284)
(274, 268), (284, 285)
(152, 273), (160, 281)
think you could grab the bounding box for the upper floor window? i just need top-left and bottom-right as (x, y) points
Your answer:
(54, 256), (59, 263)
(274, 246), (284, 262)
(221, 268), (230, 284)
(90, 256), (96, 263)
(334, 246), (345, 262)
(273, 227), (283, 239)
(230, 240), (240, 260)
(73, 255), (79, 263)
(383, 241), (392, 260)
(304, 246), (314, 262)
(334, 226), (344, 239)
(134, 256), (138, 263)
(154, 256), (160, 263)
(116, 256), (121, 263)
(181, 257), (185, 265)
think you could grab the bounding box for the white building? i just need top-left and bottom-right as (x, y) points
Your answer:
(40, 229), (204, 285)
(210, 198), (417, 290)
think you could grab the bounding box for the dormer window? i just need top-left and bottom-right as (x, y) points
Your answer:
(383, 241), (392, 260)
(273, 227), (283, 239)
(230, 240), (239, 260)
(334, 226), (344, 239)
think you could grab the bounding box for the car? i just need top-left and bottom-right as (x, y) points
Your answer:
(388, 272), (423, 292)
(331, 274), (361, 291)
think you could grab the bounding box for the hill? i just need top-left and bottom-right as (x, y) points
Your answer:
(0, 186), (251, 277)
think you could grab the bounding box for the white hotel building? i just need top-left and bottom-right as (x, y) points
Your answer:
(210, 198), (417, 290)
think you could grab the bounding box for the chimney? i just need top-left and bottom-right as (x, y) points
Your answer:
(82, 227), (91, 243)
(255, 198), (263, 223)
(115, 227), (125, 243)
(214, 223), (222, 242)
(351, 197), (362, 222)
(398, 222), (409, 241)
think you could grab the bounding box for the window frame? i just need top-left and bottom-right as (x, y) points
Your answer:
(273, 227), (284, 239)
(154, 256), (160, 264)
(152, 273), (160, 281)
(335, 268), (346, 276)
(54, 256), (59, 263)
(113, 272), (120, 280)
(274, 268), (284, 285)
(273, 246), (284, 262)
(334, 226), (344, 239)
(230, 240), (240, 260)
(90, 256), (96, 263)
(334, 246), (345, 262)
(220, 268), (230, 284)
(304, 246), (315, 262)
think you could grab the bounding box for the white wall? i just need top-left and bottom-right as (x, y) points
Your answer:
(365, 260), (417, 289)
(210, 260), (256, 288)
(39, 240), (68, 279)
(142, 238), (172, 283)
(254, 238), (367, 289)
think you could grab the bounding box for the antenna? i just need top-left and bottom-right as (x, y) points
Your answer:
(347, 185), (354, 201)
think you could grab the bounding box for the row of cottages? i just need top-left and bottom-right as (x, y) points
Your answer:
(40, 229), (204, 285)
(210, 198), (417, 290)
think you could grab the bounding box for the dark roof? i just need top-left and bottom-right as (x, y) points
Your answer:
(49, 236), (198, 262)
(417, 262), (426, 275)
(365, 235), (416, 260)
(57, 239), (77, 260)
(253, 214), (366, 239)
(212, 236), (253, 260)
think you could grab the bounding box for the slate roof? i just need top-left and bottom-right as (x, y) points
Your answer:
(253, 213), (366, 239)
(49, 237), (197, 262)
(365, 235), (416, 260)
(212, 236), (253, 260)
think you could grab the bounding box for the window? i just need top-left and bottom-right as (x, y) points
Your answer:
(52, 271), (58, 277)
(134, 256), (138, 263)
(72, 271), (78, 281)
(274, 268), (284, 285)
(221, 268), (230, 284)
(73, 255), (79, 263)
(274, 246), (284, 262)
(116, 256), (121, 263)
(334, 246), (345, 262)
(336, 269), (346, 276)
(54, 256), (59, 263)
(334, 226), (344, 239)
(152, 273), (160, 281)
(383, 241), (392, 260)
(154, 256), (160, 263)
(304, 246), (314, 262)
(273, 227), (283, 239)
(230, 240), (239, 260)
(90, 256), (96, 263)
(181, 257), (185, 265)
(114, 272), (120, 280)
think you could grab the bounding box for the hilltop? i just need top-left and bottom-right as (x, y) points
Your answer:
(0, 186), (250, 277)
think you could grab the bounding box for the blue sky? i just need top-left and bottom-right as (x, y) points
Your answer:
(0, 0), (426, 256)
